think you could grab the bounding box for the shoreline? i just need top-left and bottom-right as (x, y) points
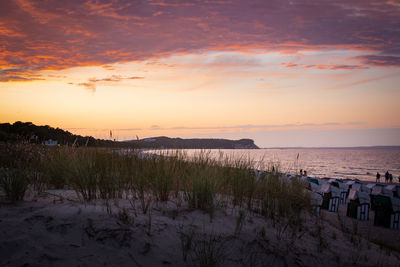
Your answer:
(139, 148), (400, 183)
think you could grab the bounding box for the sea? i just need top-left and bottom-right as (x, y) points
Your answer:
(151, 148), (400, 183)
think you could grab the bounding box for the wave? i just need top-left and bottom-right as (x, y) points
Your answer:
(334, 171), (363, 176)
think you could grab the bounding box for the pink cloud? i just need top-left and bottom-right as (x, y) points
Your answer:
(0, 0), (399, 81)
(325, 72), (400, 90)
(355, 55), (400, 67)
(282, 63), (368, 70)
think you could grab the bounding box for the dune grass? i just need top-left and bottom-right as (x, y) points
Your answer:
(0, 143), (312, 224)
(0, 143), (41, 201)
(0, 168), (28, 201)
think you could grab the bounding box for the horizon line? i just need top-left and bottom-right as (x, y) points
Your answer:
(263, 145), (400, 149)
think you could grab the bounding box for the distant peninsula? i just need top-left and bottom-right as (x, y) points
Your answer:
(128, 136), (259, 149)
(0, 122), (259, 149)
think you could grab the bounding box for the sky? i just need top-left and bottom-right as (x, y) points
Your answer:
(1, 0), (400, 147)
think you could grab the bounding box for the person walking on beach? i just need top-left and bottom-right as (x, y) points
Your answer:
(376, 172), (381, 183)
(385, 171), (389, 183)
(389, 173), (393, 183)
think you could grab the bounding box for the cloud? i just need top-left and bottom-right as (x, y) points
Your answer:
(46, 74), (67, 78)
(74, 75), (144, 93)
(355, 55), (400, 67)
(0, 67), (44, 82)
(150, 125), (161, 130)
(147, 122), (365, 131)
(102, 65), (115, 70)
(282, 62), (368, 70)
(77, 82), (96, 93)
(87, 75), (144, 83)
(325, 72), (400, 90)
(327, 65), (368, 70)
(283, 62), (298, 68)
(0, 21), (25, 37)
(207, 54), (263, 68)
(1, 0), (400, 81)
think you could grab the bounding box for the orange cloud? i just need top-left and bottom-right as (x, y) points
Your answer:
(0, 22), (25, 37)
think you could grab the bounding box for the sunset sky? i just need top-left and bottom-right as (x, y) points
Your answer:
(1, 0), (400, 147)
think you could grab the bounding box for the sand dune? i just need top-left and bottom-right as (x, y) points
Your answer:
(1, 189), (399, 267)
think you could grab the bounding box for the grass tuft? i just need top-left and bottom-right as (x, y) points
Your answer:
(0, 168), (29, 201)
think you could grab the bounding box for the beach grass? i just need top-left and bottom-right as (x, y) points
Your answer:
(0, 143), (313, 221)
(0, 168), (29, 201)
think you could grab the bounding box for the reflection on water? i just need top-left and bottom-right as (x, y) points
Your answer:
(151, 148), (400, 182)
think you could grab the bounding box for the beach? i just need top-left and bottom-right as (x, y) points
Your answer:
(1, 188), (400, 267)
(1, 145), (400, 266)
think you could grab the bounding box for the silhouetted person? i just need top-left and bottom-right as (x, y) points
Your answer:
(376, 172), (381, 183)
(389, 173), (393, 183)
(299, 169), (303, 176)
(385, 171), (389, 183)
(303, 170), (307, 177)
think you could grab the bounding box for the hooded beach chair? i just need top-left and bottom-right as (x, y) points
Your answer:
(370, 185), (392, 211)
(320, 183), (340, 212)
(346, 189), (370, 221)
(372, 194), (400, 229)
(385, 185), (400, 199)
(311, 192), (323, 215)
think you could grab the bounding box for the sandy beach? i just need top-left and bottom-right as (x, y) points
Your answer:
(1, 188), (400, 267)
(1, 145), (399, 266)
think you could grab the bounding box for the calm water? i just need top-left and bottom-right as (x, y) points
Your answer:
(165, 148), (400, 182)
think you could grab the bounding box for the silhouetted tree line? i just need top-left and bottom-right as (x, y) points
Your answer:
(0, 122), (128, 147)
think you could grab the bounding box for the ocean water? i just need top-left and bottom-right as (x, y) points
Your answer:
(171, 148), (400, 182)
